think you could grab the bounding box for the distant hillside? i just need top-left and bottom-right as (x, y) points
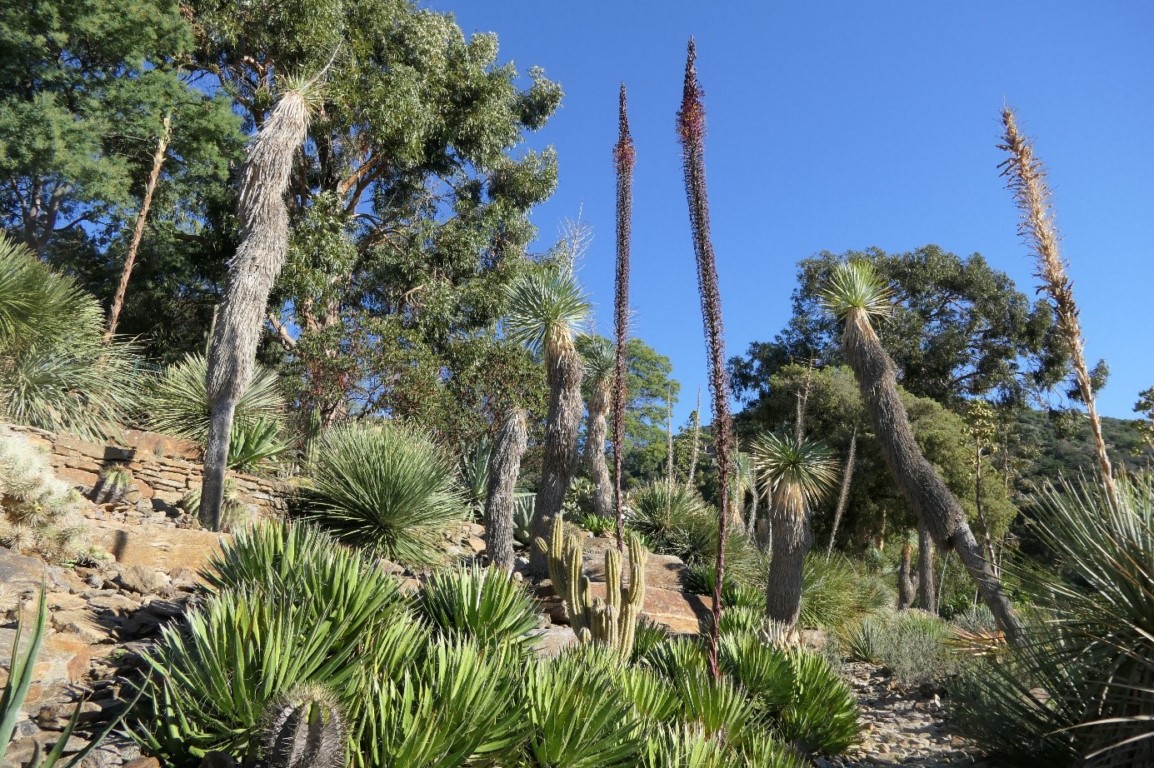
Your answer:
(1012, 409), (1152, 494)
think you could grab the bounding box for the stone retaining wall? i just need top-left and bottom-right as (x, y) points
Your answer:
(4, 423), (289, 516)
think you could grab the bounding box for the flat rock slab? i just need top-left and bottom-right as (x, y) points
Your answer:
(89, 521), (229, 576)
(0, 548), (70, 595)
(586, 582), (712, 636)
(580, 537), (688, 591)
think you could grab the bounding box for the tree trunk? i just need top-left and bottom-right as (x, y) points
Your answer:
(583, 380), (613, 518)
(843, 309), (1023, 642)
(105, 114), (171, 342)
(916, 519), (937, 614)
(686, 387), (701, 490)
(765, 489), (808, 638)
(528, 343), (584, 576)
(825, 426), (857, 559)
(485, 407), (528, 569)
(202, 92), (310, 531)
(897, 538), (916, 609)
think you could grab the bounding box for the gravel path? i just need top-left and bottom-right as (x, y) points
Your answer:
(816, 662), (991, 768)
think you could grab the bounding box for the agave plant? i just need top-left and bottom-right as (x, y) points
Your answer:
(0, 234), (142, 440)
(302, 422), (467, 567)
(229, 417), (291, 472)
(417, 564), (541, 653)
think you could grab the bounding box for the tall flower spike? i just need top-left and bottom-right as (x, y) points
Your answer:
(677, 38), (734, 680)
(998, 107), (1117, 508)
(613, 83), (635, 551)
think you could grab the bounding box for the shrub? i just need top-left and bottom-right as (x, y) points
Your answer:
(302, 422), (467, 567)
(0, 427), (91, 562)
(0, 235), (142, 440)
(840, 609), (955, 686)
(801, 554), (893, 631)
(776, 649), (860, 755)
(229, 416), (291, 472)
(577, 512), (616, 537)
(951, 476), (1154, 767)
(626, 481), (718, 564)
(630, 617), (671, 664)
(719, 633), (793, 713)
(417, 564), (541, 652)
(675, 671), (754, 740)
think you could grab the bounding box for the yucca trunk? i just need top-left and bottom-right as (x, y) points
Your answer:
(765, 486), (809, 637)
(583, 377), (613, 518)
(106, 113), (171, 342)
(999, 108), (1117, 508)
(612, 84), (634, 549)
(686, 387), (701, 491)
(678, 39), (735, 678)
(202, 91), (310, 531)
(897, 538), (916, 610)
(825, 425), (857, 559)
(485, 406), (528, 569)
(842, 307), (1022, 642)
(915, 519), (937, 613)
(528, 338), (584, 576)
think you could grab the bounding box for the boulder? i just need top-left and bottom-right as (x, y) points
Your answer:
(580, 537), (689, 591)
(530, 626), (578, 657)
(586, 582), (711, 636)
(116, 565), (171, 595)
(88, 521), (228, 576)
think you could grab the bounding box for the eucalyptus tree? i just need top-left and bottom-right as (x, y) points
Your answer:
(822, 260), (1023, 643)
(505, 263), (590, 575)
(752, 432), (839, 637)
(577, 334), (615, 518)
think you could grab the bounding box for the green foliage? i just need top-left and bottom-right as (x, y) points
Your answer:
(576, 512), (616, 537)
(840, 610), (955, 685)
(229, 417), (291, 472)
(801, 554), (893, 630)
(417, 564), (541, 653)
(302, 422), (467, 567)
(751, 432), (839, 508)
(719, 633), (794, 713)
(777, 649), (861, 755)
(0, 236), (142, 440)
(630, 617), (672, 664)
(504, 263), (590, 355)
(143, 352), (286, 445)
(512, 491), (536, 547)
(626, 481), (717, 564)
(522, 651), (640, 767)
(952, 476), (1154, 767)
(350, 638), (526, 768)
(675, 671), (754, 739)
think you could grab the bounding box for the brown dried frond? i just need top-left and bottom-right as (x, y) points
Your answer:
(677, 38), (734, 679)
(613, 84), (634, 550)
(998, 107), (1116, 504)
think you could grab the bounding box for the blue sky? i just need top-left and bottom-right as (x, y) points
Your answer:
(433, 1), (1154, 426)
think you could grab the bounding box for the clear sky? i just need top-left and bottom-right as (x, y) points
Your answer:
(431, 1), (1154, 427)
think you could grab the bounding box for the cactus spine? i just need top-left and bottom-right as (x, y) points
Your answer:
(261, 683), (346, 768)
(535, 513), (648, 658)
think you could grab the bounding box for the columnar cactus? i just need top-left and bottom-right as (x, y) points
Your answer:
(261, 683), (347, 768)
(536, 513), (648, 659)
(93, 464), (134, 504)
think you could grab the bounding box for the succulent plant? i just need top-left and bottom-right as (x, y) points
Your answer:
(261, 683), (347, 768)
(93, 464), (134, 504)
(0, 427), (90, 562)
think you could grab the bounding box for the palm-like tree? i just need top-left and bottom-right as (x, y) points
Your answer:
(821, 260), (1023, 643)
(505, 263), (590, 575)
(577, 335), (615, 518)
(752, 432), (839, 637)
(484, 406), (528, 569)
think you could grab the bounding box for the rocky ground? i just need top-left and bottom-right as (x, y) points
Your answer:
(1, 505), (989, 768)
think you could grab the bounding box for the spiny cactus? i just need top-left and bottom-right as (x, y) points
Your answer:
(535, 513), (648, 659)
(261, 683), (347, 768)
(93, 464), (134, 504)
(0, 427), (91, 562)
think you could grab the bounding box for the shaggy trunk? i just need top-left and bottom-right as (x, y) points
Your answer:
(825, 426), (857, 559)
(105, 114), (171, 342)
(745, 472), (759, 539)
(999, 108), (1117, 508)
(202, 91), (310, 531)
(915, 519), (937, 614)
(765, 487), (809, 639)
(842, 308), (1023, 642)
(583, 378), (613, 518)
(678, 39), (735, 678)
(485, 407), (528, 569)
(612, 84), (634, 549)
(528, 341), (584, 576)
(897, 538), (916, 610)
(686, 388), (701, 490)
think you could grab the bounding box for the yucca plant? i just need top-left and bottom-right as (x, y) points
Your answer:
(752, 432), (839, 637)
(229, 417), (291, 472)
(577, 334), (616, 518)
(302, 422), (467, 567)
(822, 259), (1023, 643)
(0, 234), (142, 440)
(144, 352), (286, 445)
(953, 475), (1154, 767)
(505, 262), (591, 576)
(627, 481), (718, 564)
(417, 564), (541, 653)
(484, 407), (529, 568)
(639, 724), (729, 768)
(675, 671), (755, 741)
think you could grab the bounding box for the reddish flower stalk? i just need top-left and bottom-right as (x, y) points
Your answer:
(612, 84), (635, 552)
(677, 39), (733, 679)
